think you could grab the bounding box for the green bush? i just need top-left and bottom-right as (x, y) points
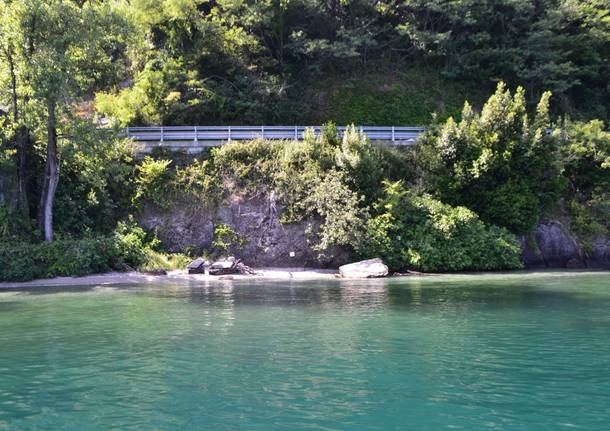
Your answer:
(212, 223), (244, 255)
(0, 204), (35, 242)
(0, 219), (150, 282)
(54, 123), (136, 237)
(133, 157), (174, 207)
(0, 238), (137, 282)
(358, 181), (522, 272)
(418, 82), (563, 233)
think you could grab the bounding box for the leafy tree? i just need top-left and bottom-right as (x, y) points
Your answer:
(388, 0), (610, 118)
(90, 0), (609, 126)
(560, 120), (610, 196)
(559, 120), (610, 243)
(418, 82), (563, 233)
(0, 0), (131, 241)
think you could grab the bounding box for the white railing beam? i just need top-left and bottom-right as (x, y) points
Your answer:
(120, 125), (427, 151)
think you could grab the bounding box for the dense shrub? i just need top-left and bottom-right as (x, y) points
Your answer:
(212, 139), (282, 194)
(133, 157), (174, 207)
(0, 220), (149, 282)
(418, 82), (563, 233)
(212, 223), (244, 255)
(0, 238), (135, 282)
(0, 204), (35, 242)
(358, 181), (522, 272)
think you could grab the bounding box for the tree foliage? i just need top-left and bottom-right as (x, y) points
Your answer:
(418, 82), (564, 233)
(93, 0), (609, 126)
(559, 120), (610, 244)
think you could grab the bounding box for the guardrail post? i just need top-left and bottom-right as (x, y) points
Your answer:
(194, 126), (198, 143)
(261, 125), (265, 139)
(160, 127), (164, 144)
(228, 126), (232, 142)
(126, 127), (130, 139)
(294, 125), (298, 140)
(392, 126), (395, 143)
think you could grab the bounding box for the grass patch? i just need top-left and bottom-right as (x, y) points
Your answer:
(304, 65), (486, 125)
(137, 250), (191, 273)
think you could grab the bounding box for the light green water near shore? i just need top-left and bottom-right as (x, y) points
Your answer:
(1, 271), (610, 430)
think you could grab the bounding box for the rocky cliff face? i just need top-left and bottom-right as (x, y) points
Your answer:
(138, 194), (349, 268)
(520, 220), (610, 269)
(141, 196), (609, 270)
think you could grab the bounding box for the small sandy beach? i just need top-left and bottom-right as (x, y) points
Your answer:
(0, 268), (341, 289)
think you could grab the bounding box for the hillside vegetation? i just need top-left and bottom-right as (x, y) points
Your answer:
(0, 0), (609, 280)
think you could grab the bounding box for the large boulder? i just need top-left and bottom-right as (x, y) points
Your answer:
(520, 220), (610, 269)
(339, 258), (389, 278)
(520, 220), (583, 268)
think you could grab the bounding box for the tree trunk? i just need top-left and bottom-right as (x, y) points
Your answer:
(15, 126), (32, 219)
(5, 49), (32, 220)
(41, 102), (59, 242)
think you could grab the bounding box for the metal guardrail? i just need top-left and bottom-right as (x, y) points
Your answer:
(124, 125), (426, 152)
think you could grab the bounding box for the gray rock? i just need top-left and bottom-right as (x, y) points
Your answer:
(521, 220), (584, 268)
(139, 203), (215, 254)
(339, 258), (389, 278)
(209, 257), (239, 275)
(187, 258), (208, 274)
(520, 219), (610, 269)
(586, 236), (610, 269)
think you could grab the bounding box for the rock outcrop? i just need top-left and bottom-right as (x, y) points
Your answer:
(138, 194), (349, 268)
(520, 220), (610, 269)
(339, 258), (389, 278)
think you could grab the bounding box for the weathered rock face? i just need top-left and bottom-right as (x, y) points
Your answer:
(588, 236), (610, 269)
(138, 194), (349, 268)
(520, 220), (610, 269)
(139, 204), (215, 253)
(339, 258), (389, 278)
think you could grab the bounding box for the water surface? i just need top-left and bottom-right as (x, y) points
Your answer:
(1, 271), (610, 430)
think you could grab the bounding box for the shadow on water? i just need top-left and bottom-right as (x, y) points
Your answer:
(0, 284), (103, 296)
(3, 272), (609, 313)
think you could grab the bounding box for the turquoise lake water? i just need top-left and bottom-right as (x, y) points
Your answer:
(1, 271), (610, 430)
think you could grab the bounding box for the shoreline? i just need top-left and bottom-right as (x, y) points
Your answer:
(0, 268), (341, 289)
(1, 268), (608, 290)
